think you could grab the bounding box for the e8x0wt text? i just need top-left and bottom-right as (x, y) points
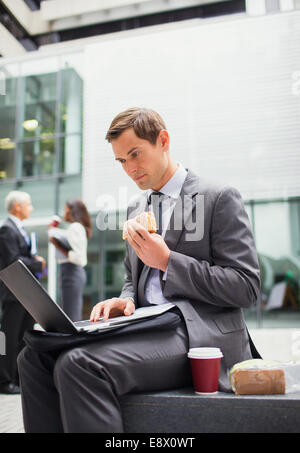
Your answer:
(148, 437), (195, 448)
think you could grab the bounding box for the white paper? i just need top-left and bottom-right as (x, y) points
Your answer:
(48, 227), (71, 260)
(76, 302), (175, 332)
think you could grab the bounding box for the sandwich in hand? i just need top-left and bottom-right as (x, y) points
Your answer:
(122, 211), (157, 240)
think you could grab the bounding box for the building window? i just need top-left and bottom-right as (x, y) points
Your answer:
(0, 53), (83, 217)
(244, 198), (300, 328)
(19, 138), (55, 177)
(21, 72), (57, 139)
(0, 66), (18, 179)
(0, 138), (15, 179)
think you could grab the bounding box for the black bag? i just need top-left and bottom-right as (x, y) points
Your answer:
(23, 310), (182, 353)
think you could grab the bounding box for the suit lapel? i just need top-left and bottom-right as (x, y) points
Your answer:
(164, 169), (199, 250)
(6, 218), (29, 248)
(127, 193), (148, 292)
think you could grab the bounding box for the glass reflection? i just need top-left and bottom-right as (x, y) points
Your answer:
(21, 73), (57, 139)
(244, 200), (300, 328)
(60, 67), (83, 135)
(0, 64), (18, 140)
(59, 134), (82, 175)
(0, 64), (18, 178)
(20, 137), (55, 177)
(0, 139), (15, 179)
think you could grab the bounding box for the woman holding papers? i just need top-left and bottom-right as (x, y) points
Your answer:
(49, 199), (92, 321)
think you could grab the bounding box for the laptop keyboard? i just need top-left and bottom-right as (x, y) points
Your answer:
(75, 318), (104, 327)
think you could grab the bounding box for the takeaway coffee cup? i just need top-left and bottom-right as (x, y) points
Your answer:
(50, 215), (61, 228)
(188, 347), (223, 395)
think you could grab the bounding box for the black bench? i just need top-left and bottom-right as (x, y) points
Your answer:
(120, 387), (300, 433)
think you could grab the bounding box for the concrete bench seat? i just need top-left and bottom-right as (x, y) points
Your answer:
(120, 387), (300, 433)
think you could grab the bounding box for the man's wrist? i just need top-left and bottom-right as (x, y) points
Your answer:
(123, 296), (135, 304)
(160, 249), (170, 273)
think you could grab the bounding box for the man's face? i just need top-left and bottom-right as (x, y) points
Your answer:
(18, 198), (33, 220)
(112, 128), (169, 191)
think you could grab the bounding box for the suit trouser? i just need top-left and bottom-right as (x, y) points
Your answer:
(17, 320), (192, 433)
(0, 300), (34, 386)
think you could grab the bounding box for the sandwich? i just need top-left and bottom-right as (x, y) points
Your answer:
(229, 359), (285, 395)
(123, 211), (157, 240)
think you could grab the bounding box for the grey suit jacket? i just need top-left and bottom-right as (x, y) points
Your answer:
(120, 169), (261, 391)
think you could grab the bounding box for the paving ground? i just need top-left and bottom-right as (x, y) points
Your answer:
(0, 394), (24, 433)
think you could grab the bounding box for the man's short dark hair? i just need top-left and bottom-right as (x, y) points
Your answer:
(105, 107), (167, 145)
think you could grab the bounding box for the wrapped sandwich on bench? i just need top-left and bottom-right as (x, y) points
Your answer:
(123, 211), (157, 240)
(229, 359), (285, 395)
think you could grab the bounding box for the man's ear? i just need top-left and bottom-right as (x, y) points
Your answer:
(10, 202), (20, 216)
(159, 129), (170, 150)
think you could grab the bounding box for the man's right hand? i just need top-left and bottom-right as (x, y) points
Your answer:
(89, 297), (135, 322)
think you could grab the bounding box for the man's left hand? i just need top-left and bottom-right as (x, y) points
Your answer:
(126, 220), (170, 272)
(35, 255), (46, 270)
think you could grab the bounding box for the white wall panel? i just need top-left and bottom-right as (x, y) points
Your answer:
(82, 12), (300, 212)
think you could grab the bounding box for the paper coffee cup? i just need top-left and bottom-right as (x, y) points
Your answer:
(188, 347), (223, 395)
(50, 215), (61, 228)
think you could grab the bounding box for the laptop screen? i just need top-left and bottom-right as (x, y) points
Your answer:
(0, 260), (77, 334)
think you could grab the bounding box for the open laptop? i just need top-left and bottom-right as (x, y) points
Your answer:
(0, 260), (174, 334)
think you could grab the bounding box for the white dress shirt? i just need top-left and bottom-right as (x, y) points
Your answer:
(144, 163), (187, 305)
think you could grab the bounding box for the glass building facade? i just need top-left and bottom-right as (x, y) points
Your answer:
(0, 53), (83, 218)
(0, 52), (88, 314)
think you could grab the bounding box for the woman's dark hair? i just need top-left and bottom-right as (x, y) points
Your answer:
(66, 199), (92, 239)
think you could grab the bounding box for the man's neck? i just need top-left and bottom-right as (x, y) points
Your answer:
(9, 212), (23, 221)
(152, 160), (178, 192)
(8, 213), (24, 228)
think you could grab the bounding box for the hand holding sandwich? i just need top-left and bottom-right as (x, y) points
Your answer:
(126, 219), (170, 272)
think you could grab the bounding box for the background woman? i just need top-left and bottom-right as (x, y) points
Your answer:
(49, 199), (92, 321)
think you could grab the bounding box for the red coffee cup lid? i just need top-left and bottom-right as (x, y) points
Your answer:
(188, 347), (223, 359)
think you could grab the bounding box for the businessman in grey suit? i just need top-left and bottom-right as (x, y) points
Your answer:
(18, 107), (261, 433)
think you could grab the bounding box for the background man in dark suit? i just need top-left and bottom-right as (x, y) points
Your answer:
(0, 191), (46, 394)
(18, 108), (261, 432)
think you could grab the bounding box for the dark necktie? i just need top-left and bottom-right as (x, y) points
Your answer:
(138, 191), (164, 306)
(148, 191), (164, 236)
